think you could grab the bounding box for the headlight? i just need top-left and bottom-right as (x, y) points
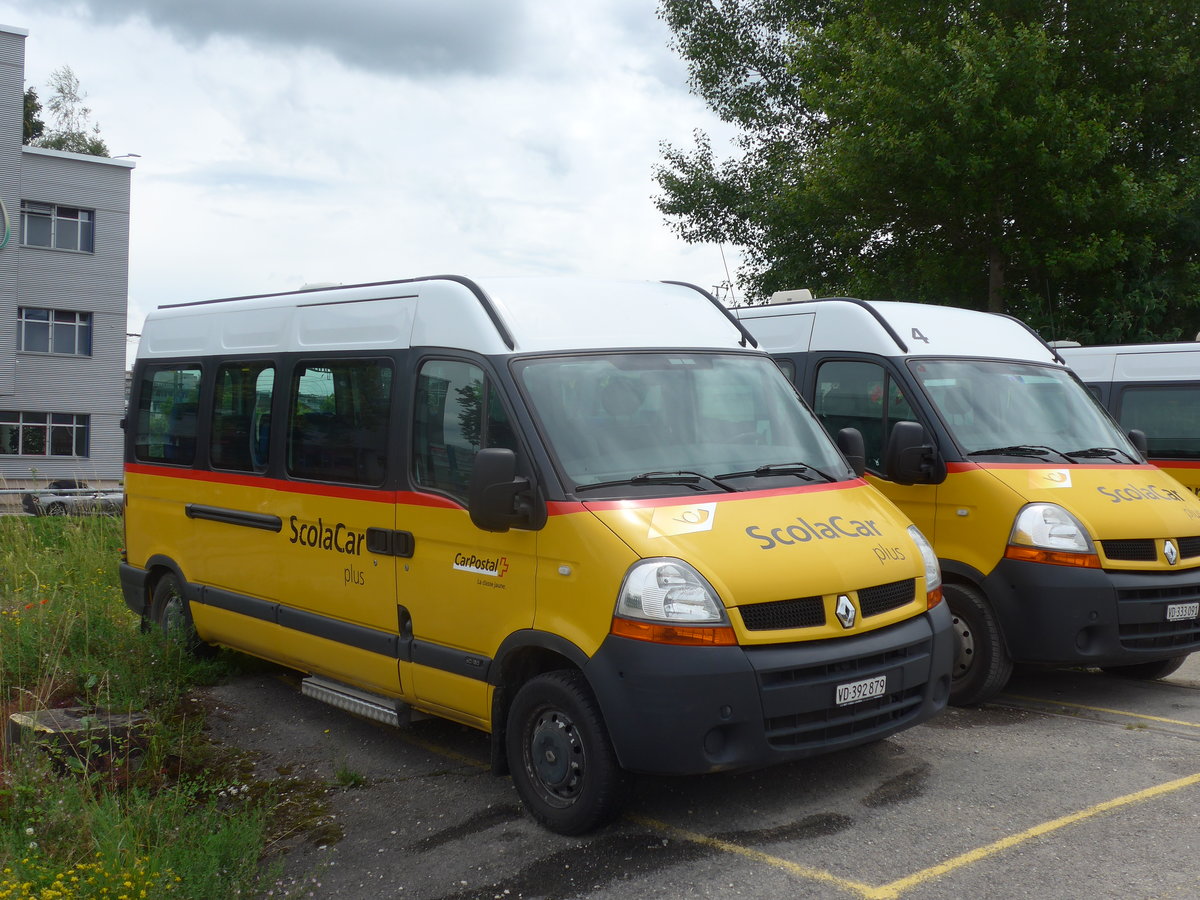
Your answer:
(616, 558), (726, 623)
(1009, 503), (1093, 553)
(907, 525), (942, 593)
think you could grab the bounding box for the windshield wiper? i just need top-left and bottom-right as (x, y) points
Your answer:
(574, 471), (739, 494)
(716, 461), (838, 484)
(1065, 446), (1140, 463)
(967, 445), (1075, 464)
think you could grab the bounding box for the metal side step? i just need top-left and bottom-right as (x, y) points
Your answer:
(301, 676), (426, 728)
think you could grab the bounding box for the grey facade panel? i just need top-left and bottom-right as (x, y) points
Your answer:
(0, 27), (131, 491)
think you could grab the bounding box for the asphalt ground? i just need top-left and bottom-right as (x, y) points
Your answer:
(202, 655), (1200, 900)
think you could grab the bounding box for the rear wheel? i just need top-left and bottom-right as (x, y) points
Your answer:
(506, 670), (628, 834)
(150, 573), (214, 658)
(1101, 656), (1188, 681)
(946, 583), (1012, 706)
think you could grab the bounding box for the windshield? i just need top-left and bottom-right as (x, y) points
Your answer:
(515, 352), (852, 497)
(910, 359), (1138, 461)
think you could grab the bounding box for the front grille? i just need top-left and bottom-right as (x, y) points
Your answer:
(1101, 536), (1200, 563)
(1102, 539), (1157, 562)
(741, 596), (825, 631)
(859, 579), (916, 617)
(1119, 619), (1200, 650)
(757, 633), (934, 750)
(1179, 536), (1200, 559)
(1117, 583), (1200, 604)
(764, 684), (927, 748)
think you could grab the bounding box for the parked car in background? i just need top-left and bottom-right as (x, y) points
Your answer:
(21, 479), (123, 516)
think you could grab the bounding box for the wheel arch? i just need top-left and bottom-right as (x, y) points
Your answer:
(488, 630), (592, 776)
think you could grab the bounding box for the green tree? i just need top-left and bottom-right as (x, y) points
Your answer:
(23, 86), (44, 143)
(656, 0), (1200, 342)
(32, 65), (109, 157)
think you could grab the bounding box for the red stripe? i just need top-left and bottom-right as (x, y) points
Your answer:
(944, 461), (1157, 474)
(124, 463), (866, 516)
(1150, 459), (1200, 469)
(123, 463), (461, 508)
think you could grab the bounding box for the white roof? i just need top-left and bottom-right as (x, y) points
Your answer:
(734, 298), (1060, 364)
(1060, 343), (1200, 383)
(137, 276), (753, 359)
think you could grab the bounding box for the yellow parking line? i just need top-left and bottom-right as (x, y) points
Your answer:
(876, 773), (1200, 898)
(635, 772), (1200, 900)
(1003, 694), (1200, 729)
(628, 815), (880, 898)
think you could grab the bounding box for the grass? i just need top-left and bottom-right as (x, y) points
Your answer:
(0, 514), (278, 898)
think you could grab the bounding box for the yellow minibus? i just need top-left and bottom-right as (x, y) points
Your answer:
(121, 276), (952, 833)
(1061, 342), (1200, 498)
(736, 295), (1200, 706)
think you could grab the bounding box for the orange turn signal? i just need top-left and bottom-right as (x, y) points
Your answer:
(926, 587), (943, 609)
(611, 616), (738, 646)
(1004, 545), (1101, 568)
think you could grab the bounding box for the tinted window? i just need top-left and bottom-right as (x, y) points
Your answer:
(211, 363), (275, 472)
(287, 359), (393, 485)
(135, 365), (203, 464)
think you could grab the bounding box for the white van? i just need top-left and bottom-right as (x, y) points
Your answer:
(736, 296), (1200, 705)
(121, 276), (953, 833)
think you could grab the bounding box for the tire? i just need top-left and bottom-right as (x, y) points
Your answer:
(945, 582), (1013, 706)
(46, 502), (68, 516)
(505, 670), (628, 834)
(150, 573), (215, 658)
(1101, 655), (1188, 681)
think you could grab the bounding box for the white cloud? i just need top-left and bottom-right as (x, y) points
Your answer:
(6, 0), (746, 359)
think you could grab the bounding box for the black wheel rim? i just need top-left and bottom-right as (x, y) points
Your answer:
(524, 707), (585, 809)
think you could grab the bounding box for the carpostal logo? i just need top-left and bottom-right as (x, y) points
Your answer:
(746, 514), (883, 550)
(1097, 482), (1187, 504)
(453, 552), (510, 577)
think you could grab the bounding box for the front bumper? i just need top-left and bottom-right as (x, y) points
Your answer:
(584, 602), (953, 776)
(983, 558), (1200, 666)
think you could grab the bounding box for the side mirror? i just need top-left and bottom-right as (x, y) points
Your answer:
(468, 448), (546, 532)
(1127, 428), (1149, 458)
(884, 421), (946, 485)
(836, 427), (866, 478)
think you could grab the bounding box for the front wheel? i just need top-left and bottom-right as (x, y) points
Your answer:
(1101, 656), (1188, 681)
(946, 583), (1012, 706)
(150, 573), (215, 658)
(506, 670), (628, 834)
(46, 502), (67, 516)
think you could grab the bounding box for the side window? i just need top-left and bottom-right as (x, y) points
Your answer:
(1119, 385), (1200, 460)
(815, 360), (915, 472)
(287, 359), (393, 485)
(211, 362), (275, 472)
(774, 356), (796, 382)
(135, 365), (202, 464)
(413, 360), (515, 501)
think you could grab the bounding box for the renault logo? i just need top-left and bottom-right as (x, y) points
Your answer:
(1164, 540), (1179, 566)
(836, 594), (857, 629)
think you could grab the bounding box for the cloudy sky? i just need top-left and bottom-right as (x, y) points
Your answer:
(4, 0), (743, 358)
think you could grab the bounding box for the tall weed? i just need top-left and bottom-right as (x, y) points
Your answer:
(0, 516), (271, 898)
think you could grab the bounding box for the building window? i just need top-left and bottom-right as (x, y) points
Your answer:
(20, 201), (95, 252)
(0, 411), (89, 456)
(19, 308), (93, 356)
